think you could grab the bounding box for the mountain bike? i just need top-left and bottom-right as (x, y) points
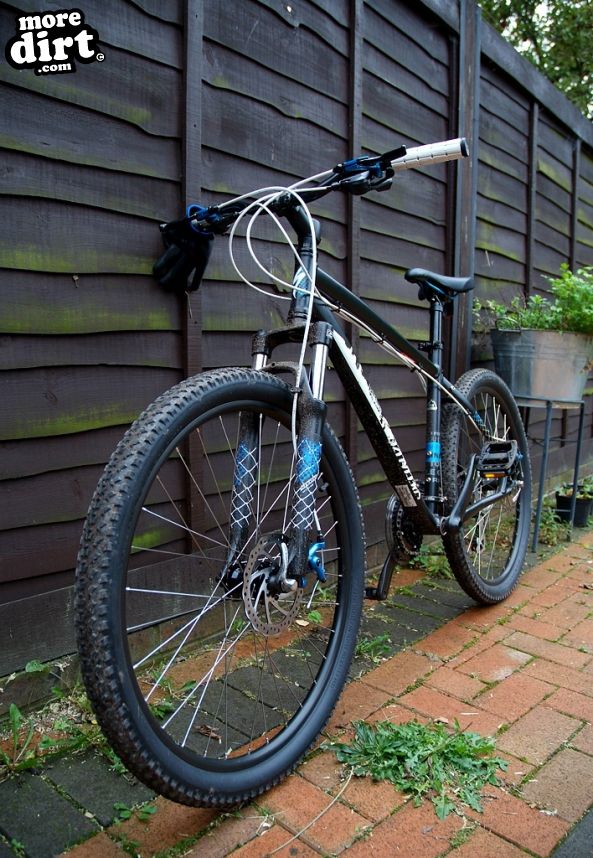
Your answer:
(75, 138), (532, 807)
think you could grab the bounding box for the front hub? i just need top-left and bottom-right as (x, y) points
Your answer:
(242, 534), (303, 636)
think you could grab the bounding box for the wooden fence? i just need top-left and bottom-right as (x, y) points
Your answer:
(1, 0), (592, 673)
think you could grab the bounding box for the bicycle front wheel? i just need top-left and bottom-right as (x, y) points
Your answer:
(75, 368), (364, 806)
(441, 369), (532, 604)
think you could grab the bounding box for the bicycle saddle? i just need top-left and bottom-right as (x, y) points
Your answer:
(405, 268), (474, 301)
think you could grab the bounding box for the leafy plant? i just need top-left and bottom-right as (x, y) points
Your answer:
(137, 804), (157, 823)
(556, 474), (593, 500)
(0, 704), (36, 771)
(547, 265), (593, 334)
(113, 801), (157, 823)
(355, 633), (392, 663)
(409, 543), (453, 580)
(113, 801), (133, 821)
(474, 265), (593, 336)
(536, 504), (570, 546)
(327, 719), (507, 819)
(24, 660), (48, 674)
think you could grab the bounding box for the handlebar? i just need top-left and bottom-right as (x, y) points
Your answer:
(201, 137), (469, 226)
(155, 138), (469, 292)
(390, 137), (469, 171)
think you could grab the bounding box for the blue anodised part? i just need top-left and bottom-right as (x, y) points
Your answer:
(187, 203), (222, 234)
(341, 159), (381, 177)
(426, 440), (441, 464)
(233, 442), (252, 487)
(473, 412), (484, 426)
(296, 440), (321, 484)
(308, 541), (327, 582)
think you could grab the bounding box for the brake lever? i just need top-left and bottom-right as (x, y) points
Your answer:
(333, 169), (394, 195)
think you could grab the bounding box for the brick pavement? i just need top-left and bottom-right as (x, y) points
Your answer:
(1, 532), (593, 857)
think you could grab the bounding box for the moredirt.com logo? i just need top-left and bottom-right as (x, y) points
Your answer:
(5, 8), (104, 76)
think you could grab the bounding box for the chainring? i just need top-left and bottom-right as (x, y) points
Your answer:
(385, 494), (423, 560)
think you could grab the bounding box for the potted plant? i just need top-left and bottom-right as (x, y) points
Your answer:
(555, 476), (593, 527)
(474, 264), (593, 401)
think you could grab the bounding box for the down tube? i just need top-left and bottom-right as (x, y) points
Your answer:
(328, 331), (439, 536)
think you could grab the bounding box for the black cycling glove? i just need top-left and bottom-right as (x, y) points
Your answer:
(153, 215), (213, 295)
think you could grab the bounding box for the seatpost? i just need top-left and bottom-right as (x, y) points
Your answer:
(424, 296), (445, 511)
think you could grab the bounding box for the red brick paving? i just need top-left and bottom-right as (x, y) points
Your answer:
(506, 612), (563, 641)
(263, 775), (370, 853)
(478, 671), (553, 721)
(545, 686), (593, 722)
(64, 834), (125, 857)
(424, 665), (486, 700)
(467, 786), (570, 855)
(571, 722), (593, 755)
(362, 650), (434, 696)
(63, 539), (593, 858)
(338, 774), (406, 823)
(398, 685), (504, 734)
(496, 705), (580, 764)
(525, 657), (593, 696)
(324, 679), (392, 734)
(521, 747), (593, 822)
(503, 630), (591, 668)
(415, 623), (478, 659)
(454, 642), (531, 682)
(344, 799), (462, 857)
(561, 616), (593, 651)
(230, 825), (319, 857)
(449, 825), (531, 857)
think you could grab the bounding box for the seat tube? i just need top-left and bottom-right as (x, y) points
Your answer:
(424, 299), (444, 512)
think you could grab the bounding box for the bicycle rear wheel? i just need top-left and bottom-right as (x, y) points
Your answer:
(75, 368), (364, 806)
(441, 369), (532, 604)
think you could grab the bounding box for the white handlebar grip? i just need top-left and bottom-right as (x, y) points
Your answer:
(391, 138), (469, 171)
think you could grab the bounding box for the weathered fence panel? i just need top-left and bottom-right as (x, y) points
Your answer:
(1, 0), (593, 673)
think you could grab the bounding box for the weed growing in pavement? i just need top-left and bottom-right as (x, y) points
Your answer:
(537, 505), (571, 547)
(114, 801), (157, 823)
(409, 543), (453, 580)
(0, 704), (35, 771)
(0, 685), (128, 780)
(449, 822), (476, 848)
(355, 633), (392, 663)
(326, 719), (507, 819)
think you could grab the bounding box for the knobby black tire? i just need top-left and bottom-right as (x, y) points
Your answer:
(441, 369), (532, 604)
(75, 368), (364, 807)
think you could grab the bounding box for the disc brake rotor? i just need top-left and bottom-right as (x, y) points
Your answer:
(242, 534), (303, 635)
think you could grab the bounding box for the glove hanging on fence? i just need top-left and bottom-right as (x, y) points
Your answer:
(153, 216), (213, 295)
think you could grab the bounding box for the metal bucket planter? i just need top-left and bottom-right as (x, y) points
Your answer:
(490, 329), (593, 402)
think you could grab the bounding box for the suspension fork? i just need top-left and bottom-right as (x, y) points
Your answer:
(224, 323), (332, 590)
(285, 325), (332, 587)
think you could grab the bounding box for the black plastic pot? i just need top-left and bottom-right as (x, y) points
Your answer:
(555, 491), (593, 527)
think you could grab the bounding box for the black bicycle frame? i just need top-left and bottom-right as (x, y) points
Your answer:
(251, 270), (485, 542)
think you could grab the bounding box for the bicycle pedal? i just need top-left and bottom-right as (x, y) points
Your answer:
(477, 440), (518, 478)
